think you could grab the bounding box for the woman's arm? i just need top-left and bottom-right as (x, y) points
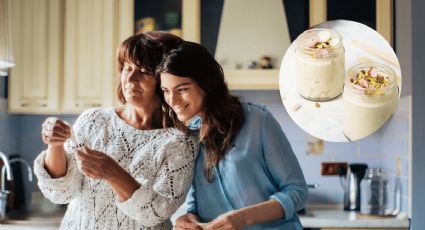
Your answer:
(76, 146), (140, 201)
(175, 185), (202, 230)
(204, 110), (307, 229)
(44, 145), (67, 178)
(78, 134), (199, 227)
(106, 166), (141, 201)
(116, 135), (198, 226)
(235, 199), (284, 226)
(204, 199), (284, 229)
(34, 114), (93, 204)
(175, 213), (202, 230)
(260, 110), (308, 220)
(41, 118), (71, 178)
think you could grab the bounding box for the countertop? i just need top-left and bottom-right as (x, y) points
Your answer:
(0, 208), (64, 230)
(299, 206), (410, 229)
(0, 206), (410, 229)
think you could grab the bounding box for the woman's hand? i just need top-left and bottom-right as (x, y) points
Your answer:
(76, 146), (141, 201)
(41, 117), (72, 178)
(41, 117), (71, 147)
(76, 146), (119, 180)
(175, 213), (203, 230)
(203, 210), (247, 230)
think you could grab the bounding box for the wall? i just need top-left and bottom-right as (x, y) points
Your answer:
(0, 77), (20, 155)
(380, 96), (410, 213)
(411, 0), (425, 228)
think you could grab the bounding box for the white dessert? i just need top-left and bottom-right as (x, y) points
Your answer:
(296, 29), (345, 101)
(343, 64), (398, 141)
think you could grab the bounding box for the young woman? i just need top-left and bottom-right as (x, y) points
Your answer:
(158, 41), (308, 230)
(35, 32), (198, 230)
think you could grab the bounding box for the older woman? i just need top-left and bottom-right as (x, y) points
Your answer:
(34, 32), (198, 230)
(158, 41), (307, 230)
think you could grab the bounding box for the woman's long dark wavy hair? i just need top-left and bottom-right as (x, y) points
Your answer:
(156, 42), (245, 182)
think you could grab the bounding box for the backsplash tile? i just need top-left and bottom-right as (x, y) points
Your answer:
(358, 132), (382, 155)
(0, 98), (20, 154)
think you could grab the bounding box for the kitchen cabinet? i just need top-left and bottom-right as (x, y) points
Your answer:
(310, 0), (394, 46)
(61, 0), (116, 113)
(8, 0), (133, 114)
(8, 0), (62, 113)
(131, 0), (199, 44)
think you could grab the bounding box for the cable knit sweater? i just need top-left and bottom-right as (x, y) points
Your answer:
(34, 108), (198, 230)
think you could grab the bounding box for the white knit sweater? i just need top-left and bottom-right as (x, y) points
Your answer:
(34, 108), (198, 230)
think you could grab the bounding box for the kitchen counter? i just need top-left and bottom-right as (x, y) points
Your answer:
(0, 205), (410, 229)
(0, 208), (65, 230)
(299, 206), (410, 229)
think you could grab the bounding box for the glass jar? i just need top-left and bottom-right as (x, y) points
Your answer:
(360, 168), (389, 215)
(343, 63), (399, 141)
(295, 28), (345, 101)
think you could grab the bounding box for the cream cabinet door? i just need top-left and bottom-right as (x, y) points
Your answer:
(62, 0), (117, 113)
(8, 0), (62, 113)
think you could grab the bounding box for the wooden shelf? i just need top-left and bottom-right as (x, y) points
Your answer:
(224, 69), (280, 90)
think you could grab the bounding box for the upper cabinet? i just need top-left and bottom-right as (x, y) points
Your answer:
(126, 0), (199, 42)
(9, 0), (132, 114)
(9, 0), (62, 113)
(62, 0), (117, 113)
(8, 0), (395, 113)
(310, 0), (393, 46)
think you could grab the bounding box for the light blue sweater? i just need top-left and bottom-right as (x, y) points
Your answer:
(186, 102), (308, 230)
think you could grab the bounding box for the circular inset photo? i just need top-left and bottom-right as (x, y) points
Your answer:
(279, 20), (401, 142)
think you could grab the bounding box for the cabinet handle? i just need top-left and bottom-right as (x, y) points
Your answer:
(21, 102), (48, 107)
(75, 102), (102, 108)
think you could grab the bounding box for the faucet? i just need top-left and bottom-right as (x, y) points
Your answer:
(1, 158), (33, 191)
(0, 152), (13, 181)
(0, 152), (15, 220)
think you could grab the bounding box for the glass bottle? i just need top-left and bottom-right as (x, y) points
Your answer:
(360, 168), (389, 215)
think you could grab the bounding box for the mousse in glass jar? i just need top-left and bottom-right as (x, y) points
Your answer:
(295, 28), (345, 101)
(343, 63), (398, 141)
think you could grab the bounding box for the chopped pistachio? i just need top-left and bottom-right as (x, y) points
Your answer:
(350, 67), (391, 95)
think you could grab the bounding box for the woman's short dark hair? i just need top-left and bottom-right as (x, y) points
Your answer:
(157, 41), (245, 181)
(116, 31), (183, 104)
